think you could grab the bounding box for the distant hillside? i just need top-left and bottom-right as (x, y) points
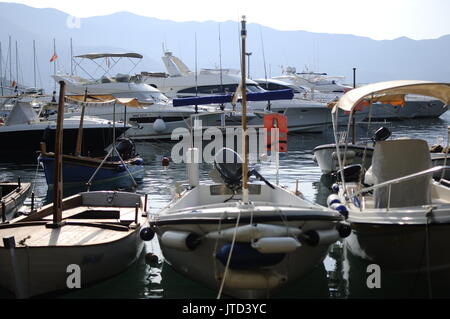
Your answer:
(0, 2), (449, 92)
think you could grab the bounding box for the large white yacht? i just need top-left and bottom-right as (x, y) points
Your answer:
(275, 67), (447, 119)
(140, 52), (348, 133)
(53, 53), (214, 140)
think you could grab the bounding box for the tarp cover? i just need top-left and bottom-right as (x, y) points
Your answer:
(5, 101), (39, 125)
(333, 80), (450, 113)
(65, 95), (142, 107)
(74, 53), (143, 60)
(173, 89), (294, 107)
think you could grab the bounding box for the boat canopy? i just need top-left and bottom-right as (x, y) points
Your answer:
(65, 95), (142, 107)
(332, 80), (450, 113)
(74, 53), (143, 60)
(173, 89), (294, 107)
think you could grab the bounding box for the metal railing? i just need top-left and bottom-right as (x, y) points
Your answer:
(350, 165), (450, 211)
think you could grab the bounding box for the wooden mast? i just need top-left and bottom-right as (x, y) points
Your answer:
(49, 81), (66, 228)
(75, 88), (87, 156)
(240, 16), (249, 203)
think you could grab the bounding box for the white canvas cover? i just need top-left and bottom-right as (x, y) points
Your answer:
(372, 139), (432, 208)
(332, 80), (450, 113)
(5, 101), (39, 125)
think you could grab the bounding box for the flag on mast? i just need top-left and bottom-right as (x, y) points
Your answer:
(50, 53), (58, 62)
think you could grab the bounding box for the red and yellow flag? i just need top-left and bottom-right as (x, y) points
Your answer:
(50, 53), (58, 62)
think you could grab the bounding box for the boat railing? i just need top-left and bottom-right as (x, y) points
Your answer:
(350, 165), (450, 211)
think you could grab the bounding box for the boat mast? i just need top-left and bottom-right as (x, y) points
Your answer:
(70, 38), (73, 76)
(8, 36), (11, 88)
(53, 38), (56, 91)
(240, 16), (249, 203)
(33, 40), (36, 88)
(75, 88), (87, 156)
(0, 41), (3, 96)
(49, 81), (66, 228)
(15, 41), (18, 89)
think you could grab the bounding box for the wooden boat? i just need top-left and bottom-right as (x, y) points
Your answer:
(39, 95), (145, 190)
(0, 179), (31, 219)
(38, 140), (144, 189)
(0, 81), (151, 298)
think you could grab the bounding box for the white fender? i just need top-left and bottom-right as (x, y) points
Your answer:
(251, 237), (301, 253)
(161, 231), (199, 251)
(206, 224), (302, 242)
(153, 118), (167, 132)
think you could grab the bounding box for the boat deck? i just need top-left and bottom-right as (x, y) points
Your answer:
(0, 205), (144, 248)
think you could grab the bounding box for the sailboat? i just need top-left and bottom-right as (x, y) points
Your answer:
(150, 16), (350, 299)
(0, 81), (151, 298)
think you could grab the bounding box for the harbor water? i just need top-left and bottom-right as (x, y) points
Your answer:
(1, 112), (450, 299)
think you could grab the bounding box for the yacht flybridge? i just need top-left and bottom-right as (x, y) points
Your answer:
(54, 53), (169, 105)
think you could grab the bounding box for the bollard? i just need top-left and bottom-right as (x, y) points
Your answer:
(144, 194), (148, 213)
(135, 203), (139, 224)
(2, 201), (5, 223)
(31, 191), (35, 212)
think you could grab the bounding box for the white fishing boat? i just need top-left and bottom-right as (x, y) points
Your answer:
(326, 80), (450, 274)
(150, 17), (350, 299)
(0, 179), (31, 219)
(0, 81), (151, 298)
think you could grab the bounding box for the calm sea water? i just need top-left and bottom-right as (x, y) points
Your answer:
(2, 112), (450, 299)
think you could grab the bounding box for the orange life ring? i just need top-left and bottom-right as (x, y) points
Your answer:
(264, 113), (288, 152)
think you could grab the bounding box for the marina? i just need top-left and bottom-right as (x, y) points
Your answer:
(1, 112), (450, 298)
(0, 4), (450, 301)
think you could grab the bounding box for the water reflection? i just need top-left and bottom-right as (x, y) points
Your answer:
(1, 113), (449, 298)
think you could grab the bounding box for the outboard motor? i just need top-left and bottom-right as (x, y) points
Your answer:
(213, 148), (275, 190)
(115, 138), (136, 160)
(214, 148), (243, 190)
(372, 127), (391, 143)
(333, 164), (363, 183)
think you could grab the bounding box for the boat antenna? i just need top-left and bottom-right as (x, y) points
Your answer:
(240, 15), (249, 204)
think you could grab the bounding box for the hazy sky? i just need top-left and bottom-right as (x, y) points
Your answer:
(4, 0), (450, 40)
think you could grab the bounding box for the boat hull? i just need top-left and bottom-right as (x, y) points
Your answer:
(0, 183), (31, 218)
(346, 222), (450, 274)
(0, 126), (127, 163)
(0, 228), (144, 298)
(313, 144), (373, 174)
(39, 155), (145, 189)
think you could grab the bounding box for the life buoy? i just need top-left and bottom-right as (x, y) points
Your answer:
(264, 114), (288, 152)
